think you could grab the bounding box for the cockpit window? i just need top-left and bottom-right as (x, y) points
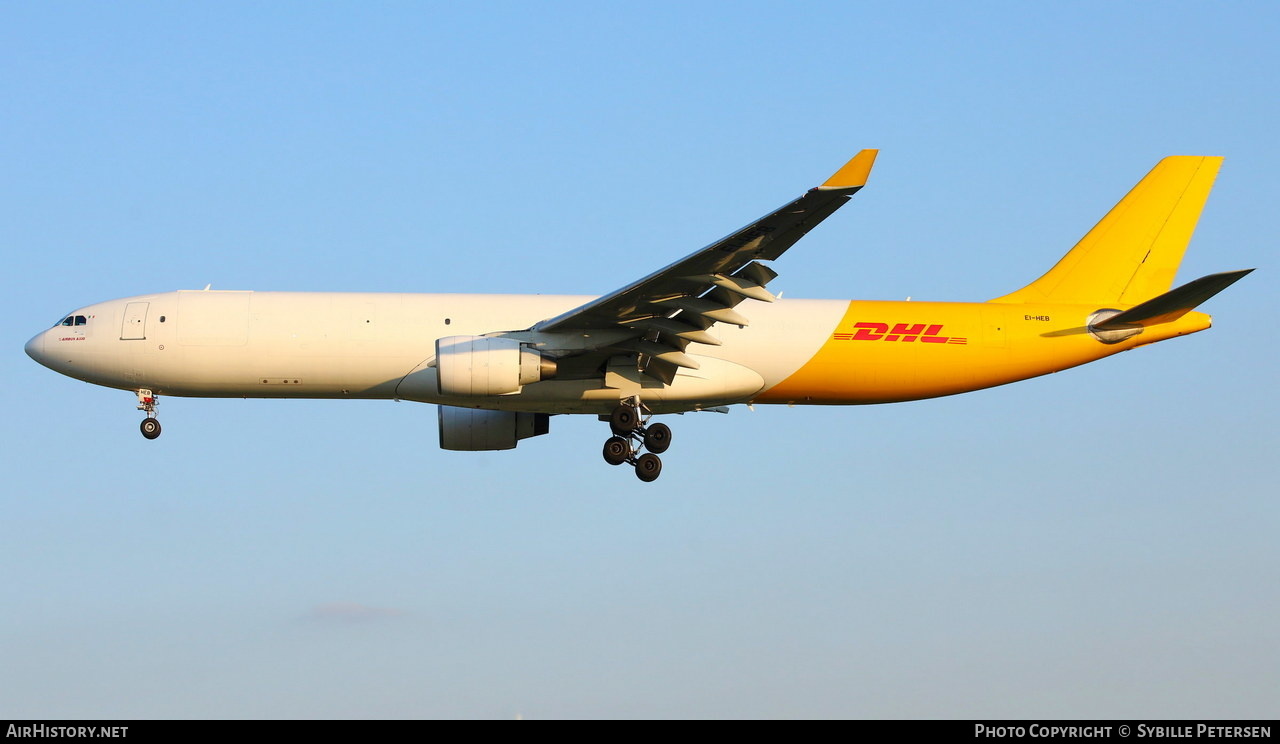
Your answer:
(57, 316), (73, 327)
(54, 314), (89, 328)
(74, 315), (87, 326)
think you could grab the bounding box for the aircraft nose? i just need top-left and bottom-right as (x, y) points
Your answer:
(24, 332), (47, 366)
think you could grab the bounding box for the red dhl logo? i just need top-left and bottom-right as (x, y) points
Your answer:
(833, 322), (967, 345)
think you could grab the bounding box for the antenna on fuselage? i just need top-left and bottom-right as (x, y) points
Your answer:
(202, 284), (212, 291)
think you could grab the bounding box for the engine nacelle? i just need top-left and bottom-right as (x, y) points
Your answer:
(436, 335), (555, 396)
(437, 406), (550, 451)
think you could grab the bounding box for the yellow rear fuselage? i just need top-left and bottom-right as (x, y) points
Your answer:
(757, 299), (1210, 404)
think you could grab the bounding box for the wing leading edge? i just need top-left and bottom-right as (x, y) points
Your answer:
(533, 150), (878, 382)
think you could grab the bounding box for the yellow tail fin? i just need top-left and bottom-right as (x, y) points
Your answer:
(991, 156), (1222, 305)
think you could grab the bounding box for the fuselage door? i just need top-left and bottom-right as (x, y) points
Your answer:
(121, 302), (149, 340)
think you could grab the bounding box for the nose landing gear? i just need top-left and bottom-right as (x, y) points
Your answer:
(601, 397), (672, 482)
(136, 389), (161, 440)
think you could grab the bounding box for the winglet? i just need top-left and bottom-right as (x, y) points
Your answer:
(819, 149), (879, 190)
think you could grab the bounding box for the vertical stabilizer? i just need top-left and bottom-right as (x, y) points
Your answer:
(991, 156), (1222, 305)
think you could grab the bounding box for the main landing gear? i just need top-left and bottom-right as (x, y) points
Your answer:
(601, 397), (672, 483)
(136, 389), (161, 440)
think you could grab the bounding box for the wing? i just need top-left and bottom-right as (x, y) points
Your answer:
(533, 150), (878, 383)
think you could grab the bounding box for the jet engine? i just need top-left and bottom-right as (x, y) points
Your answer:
(435, 335), (556, 396)
(437, 405), (550, 451)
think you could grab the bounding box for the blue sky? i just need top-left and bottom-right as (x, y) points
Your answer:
(2, 2), (1276, 719)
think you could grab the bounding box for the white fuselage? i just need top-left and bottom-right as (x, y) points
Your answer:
(25, 289), (846, 414)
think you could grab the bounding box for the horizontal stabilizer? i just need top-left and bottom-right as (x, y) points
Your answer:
(1091, 269), (1254, 330)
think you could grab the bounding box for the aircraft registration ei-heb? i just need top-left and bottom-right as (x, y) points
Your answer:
(25, 151), (1252, 482)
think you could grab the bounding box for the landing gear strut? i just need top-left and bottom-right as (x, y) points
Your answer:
(136, 389), (161, 440)
(600, 397), (672, 482)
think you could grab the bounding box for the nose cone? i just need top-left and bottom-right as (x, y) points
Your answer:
(24, 331), (48, 367)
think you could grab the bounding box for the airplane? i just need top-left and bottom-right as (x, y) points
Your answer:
(25, 151), (1252, 482)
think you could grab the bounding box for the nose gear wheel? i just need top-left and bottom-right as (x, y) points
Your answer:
(136, 389), (162, 440)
